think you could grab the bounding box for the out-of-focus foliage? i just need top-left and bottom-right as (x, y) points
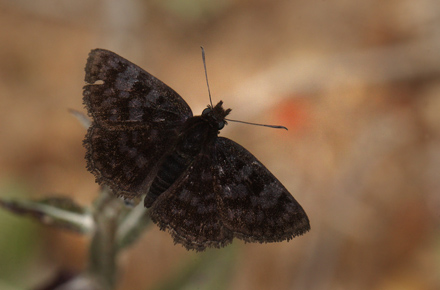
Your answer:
(0, 0), (439, 289)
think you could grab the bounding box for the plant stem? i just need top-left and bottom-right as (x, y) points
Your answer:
(88, 188), (124, 290)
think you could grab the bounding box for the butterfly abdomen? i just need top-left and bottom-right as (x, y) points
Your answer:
(145, 117), (218, 208)
(146, 151), (191, 207)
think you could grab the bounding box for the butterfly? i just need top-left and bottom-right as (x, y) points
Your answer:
(83, 49), (310, 251)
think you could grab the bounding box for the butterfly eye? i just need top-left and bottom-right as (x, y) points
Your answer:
(202, 108), (211, 115)
(217, 121), (225, 130)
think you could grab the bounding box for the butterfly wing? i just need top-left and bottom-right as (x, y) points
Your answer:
(83, 49), (193, 198)
(149, 152), (233, 251)
(213, 137), (310, 243)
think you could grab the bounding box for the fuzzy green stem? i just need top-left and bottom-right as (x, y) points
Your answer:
(88, 188), (124, 290)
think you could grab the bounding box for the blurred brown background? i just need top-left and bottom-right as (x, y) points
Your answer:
(0, 0), (439, 289)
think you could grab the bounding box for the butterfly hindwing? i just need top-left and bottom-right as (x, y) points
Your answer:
(85, 126), (173, 198)
(83, 49), (193, 198)
(149, 152), (233, 251)
(213, 137), (310, 243)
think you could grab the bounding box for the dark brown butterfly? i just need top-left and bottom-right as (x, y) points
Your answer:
(83, 49), (310, 251)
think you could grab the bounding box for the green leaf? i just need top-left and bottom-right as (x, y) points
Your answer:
(0, 196), (94, 234)
(69, 108), (91, 129)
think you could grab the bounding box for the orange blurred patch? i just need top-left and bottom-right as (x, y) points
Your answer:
(271, 96), (313, 134)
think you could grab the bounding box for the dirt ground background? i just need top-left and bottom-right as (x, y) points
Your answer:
(0, 1), (439, 289)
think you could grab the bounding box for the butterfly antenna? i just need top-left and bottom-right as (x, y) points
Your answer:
(201, 46), (213, 107)
(201, 47), (287, 131)
(225, 118), (288, 130)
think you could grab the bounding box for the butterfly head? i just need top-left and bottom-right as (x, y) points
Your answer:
(202, 101), (232, 130)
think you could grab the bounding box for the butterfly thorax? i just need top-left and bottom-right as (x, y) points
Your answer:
(201, 101), (232, 131)
(144, 101), (231, 208)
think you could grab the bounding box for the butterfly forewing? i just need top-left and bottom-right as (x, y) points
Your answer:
(213, 137), (310, 242)
(84, 49), (192, 129)
(83, 49), (192, 198)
